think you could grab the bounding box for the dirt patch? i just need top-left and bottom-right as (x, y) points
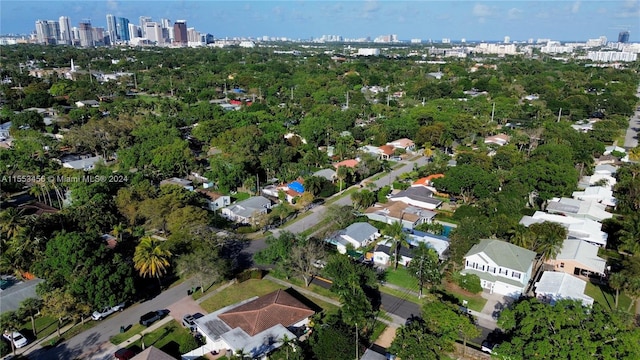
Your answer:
(374, 325), (397, 348)
(443, 280), (478, 298)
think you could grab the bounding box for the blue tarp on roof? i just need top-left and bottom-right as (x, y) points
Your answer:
(231, 88), (246, 93)
(289, 181), (304, 193)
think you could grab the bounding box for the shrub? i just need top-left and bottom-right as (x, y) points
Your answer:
(455, 273), (482, 294)
(392, 181), (409, 190)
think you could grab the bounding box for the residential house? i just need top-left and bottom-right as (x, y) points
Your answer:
(389, 186), (442, 210)
(378, 145), (395, 160)
(334, 159), (360, 169)
(545, 239), (606, 277)
(101, 234), (118, 250)
(534, 271), (594, 307)
(373, 239), (413, 267)
(313, 168), (337, 182)
(134, 346), (183, 360)
(360, 348), (388, 360)
(546, 198), (613, 222)
(572, 187), (616, 208)
(593, 164), (618, 176)
(412, 174), (445, 189)
(62, 155), (103, 171)
(190, 289), (315, 359)
(519, 211), (607, 247)
(0, 121), (12, 139)
(0, 278), (44, 313)
(197, 189), (231, 211)
(17, 202), (59, 216)
(282, 179), (305, 204)
(74, 99), (100, 108)
(160, 177), (194, 191)
(327, 222), (380, 254)
(407, 231), (450, 260)
(577, 173), (617, 191)
(386, 138), (415, 152)
(595, 154), (617, 165)
(364, 201), (436, 230)
(484, 134), (510, 146)
(462, 239), (537, 297)
(221, 196), (272, 224)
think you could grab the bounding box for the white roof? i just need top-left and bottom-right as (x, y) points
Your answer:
(546, 198), (613, 222)
(555, 239), (606, 274)
(572, 187), (616, 207)
(535, 271), (593, 306)
(519, 211), (607, 247)
(408, 233), (449, 259)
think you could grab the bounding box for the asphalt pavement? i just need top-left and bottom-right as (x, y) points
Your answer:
(623, 85), (640, 149)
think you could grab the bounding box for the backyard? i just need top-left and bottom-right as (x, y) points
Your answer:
(585, 281), (633, 312)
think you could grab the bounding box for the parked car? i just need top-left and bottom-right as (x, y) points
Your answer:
(114, 347), (137, 360)
(2, 331), (28, 348)
(92, 302), (126, 320)
(481, 340), (495, 354)
(139, 310), (168, 327)
(182, 313), (204, 332)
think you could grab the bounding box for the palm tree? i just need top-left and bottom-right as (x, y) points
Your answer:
(18, 297), (42, 336)
(134, 236), (172, 288)
(608, 272), (626, 309)
(382, 221), (410, 270)
(617, 214), (640, 255)
(0, 208), (26, 243)
(508, 224), (535, 250)
(336, 165), (350, 192)
(529, 221), (567, 262)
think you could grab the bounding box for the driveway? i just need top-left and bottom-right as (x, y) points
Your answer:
(167, 295), (208, 327)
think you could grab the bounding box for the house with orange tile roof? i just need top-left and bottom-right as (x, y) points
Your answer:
(190, 289), (316, 358)
(412, 174), (445, 187)
(334, 159), (360, 169)
(484, 133), (510, 146)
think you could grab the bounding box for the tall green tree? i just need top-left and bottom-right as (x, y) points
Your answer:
(18, 297), (42, 336)
(0, 311), (22, 356)
(177, 251), (229, 294)
(407, 243), (441, 298)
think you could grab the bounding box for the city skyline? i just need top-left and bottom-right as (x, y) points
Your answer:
(1, 0), (639, 42)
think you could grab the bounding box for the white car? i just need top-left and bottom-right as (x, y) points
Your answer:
(2, 331), (28, 348)
(92, 302), (126, 320)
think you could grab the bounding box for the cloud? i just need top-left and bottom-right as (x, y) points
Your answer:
(507, 8), (523, 20)
(361, 0), (380, 19)
(106, 0), (119, 11)
(571, 1), (581, 14)
(473, 4), (492, 17)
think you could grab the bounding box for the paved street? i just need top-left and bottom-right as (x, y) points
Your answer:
(623, 85), (640, 149)
(23, 281), (192, 360)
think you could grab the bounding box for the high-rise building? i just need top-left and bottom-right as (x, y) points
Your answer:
(35, 20), (51, 44)
(504, 35), (511, 43)
(618, 31), (630, 43)
(128, 23), (140, 39)
(116, 17), (130, 41)
(173, 20), (187, 45)
(139, 16), (152, 37)
(59, 16), (72, 44)
(78, 20), (93, 47)
(144, 22), (163, 44)
(106, 14), (117, 43)
(92, 27), (105, 45)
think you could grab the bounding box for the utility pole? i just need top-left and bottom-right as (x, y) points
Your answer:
(557, 108), (562, 122)
(491, 102), (495, 122)
(355, 323), (358, 360)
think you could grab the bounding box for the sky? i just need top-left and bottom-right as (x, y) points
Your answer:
(1, 0), (639, 42)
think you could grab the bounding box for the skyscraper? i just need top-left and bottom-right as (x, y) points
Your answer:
(106, 14), (117, 43)
(116, 17), (130, 41)
(173, 20), (187, 45)
(139, 16), (152, 37)
(144, 22), (163, 44)
(618, 31), (630, 43)
(35, 20), (51, 44)
(78, 20), (93, 47)
(59, 16), (72, 44)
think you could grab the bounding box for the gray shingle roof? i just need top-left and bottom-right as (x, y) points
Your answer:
(390, 186), (442, 205)
(343, 222), (378, 244)
(465, 239), (536, 272)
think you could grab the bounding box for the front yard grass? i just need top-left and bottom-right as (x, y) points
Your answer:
(384, 267), (418, 290)
(124, 320), (198, 358)
(110, 324), (145, 345)
(585, 281), (632, 312)
(200, 279), (285, 313)
(379, 286), (421, 305)
(442, 281), (487, 312)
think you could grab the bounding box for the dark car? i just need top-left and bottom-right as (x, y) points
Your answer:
(139, 310), (168, 327)
(114, 348), (136, 360)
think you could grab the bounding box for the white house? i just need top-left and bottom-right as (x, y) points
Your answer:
(484, 134), (510, 146)
(572, 187), (616, 208)
(535, 271), (594, 307)
(187, 289), (315, 360)
(160, 177), (194, 191)
(197, 189), (231, 211)
(373, 239), (413, 267)
(363, 201), (436, 230)
(221, 196), (272, 224)
(74, 99), (100, 108)
(62, 155), (103, 171)
(462, 239), (537, 297)
(546, 198), (613, 223)
(519, 211), (608, 247)
(389, 186), (442, 210)
(386, 138), (415, 152)
(327, 222), (380, 254)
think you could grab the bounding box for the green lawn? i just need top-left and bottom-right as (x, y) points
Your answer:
(231, 192), (251, 202)
(585, 281), (632, 312)
(268, 272), (341, 301)
(446, 291), (487, 312)
(124, 320), (198, 358)
(110, 324), (146, 345)
(17, 316), (60, 341)
(379, 286), (421, 305)
(384, 267), (419, 290)
(200, 279), (286, 313)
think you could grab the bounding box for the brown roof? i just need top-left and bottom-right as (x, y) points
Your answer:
(17, 202), (59, 216)
(218, 289), (315, 336)
(197, 188), (224, 201)
(379, 145), (395, 155)
(364, 201), (421, 222)
(131, 346), (175, 360)
(334, 159), (359, 169)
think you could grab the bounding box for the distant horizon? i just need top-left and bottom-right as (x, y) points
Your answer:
(1, 0), (638, 42)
